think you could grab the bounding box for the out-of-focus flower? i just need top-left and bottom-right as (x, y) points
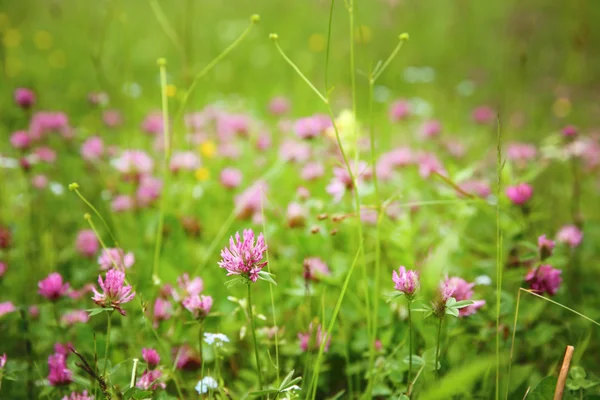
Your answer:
(420, 120), (442, 139)
(392, 266), (419, 298)
(112, 150), (154, 176)
(0, 227), (11, 249)
(170, 151), (200, 172)
(80, 136), (104, 162)
(294, 114), (331, 140)
(0, 301), (16, 317)
(417, 152), (446, 178)
(14, 88), (36, 109)
(0, 261), (6, 278)
(556, 225), (583, 248)
(472, 106), (495, 125)
(0, 353), (7, 369)
(562, 125), (577, 137)
(38, 273), (70, 301)
(220, 167), (242, 189)
(173, 345), (201, 370)
(153, 297), (173, 327)
(301, 162), (325, 181)
(203, 332), (230, 347)
(326, 161), (370, 202)
(268, 96), (291, 116)
(389, 99), (411, 122)
(136, 176), (162, 207)
(183, 294), (213, 319)
(29, 305), (40, 319)
(98, 248), (135, 271)
(10, 130), (31, 150)
(48, 352), (72, 386)
(61, 310), (90, 326)
(218, 229), (267, 282)
(31, 174), (48, 189)
(279, 140), (311, 163)
(91, 268), (135, 316)
(61, 390), (93, 400)
(298, 323), (330, 352)
(507, 143), (537, 166)
(142, 348), (160, 367)
(76, 229), (99, 257)
(235, 181), (267, 220)
(538, 235), (556, 260)
(103, 109), (123, 128)
(177, 273), (204, 296)
(111, 194), (134, 213)
(29, 111), (69, 140)
(303, 257), (330, 282)
(460, 180), (491, 198)
(505, 183), (533, 206)
(525, 264), (562, 296)
(137, 369), (165, 390)
(141, 112), (164, 135)
(287, 202), (307, 228)
(440, 276), (485, 317)
(195, 376), (218, 394)
(35, 147), (57, 163)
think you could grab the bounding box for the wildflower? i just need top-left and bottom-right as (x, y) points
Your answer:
(441, 276), (485, 317)
(220, 167), (242, 189)
(170, 151), (200, 173)
(103, 109), (123, 128)
(279, 140), (311, 163)
(0, 354), (6, 369)
(235, 181), (268, 220)
(301, 161), (325, 182)
(472, 106), (495, 125)
(389, 99), (411, 122)
(505, 183), (533, 206)
(62, 390), (93, 400)
(88, 91), (109, 106)
(29, 111), (69, 140)
(76, 229), (99, 257)
(562, 125), (578, 137)
(183, 295), (213, 319)
(203, 332), (230, 347)
(538, 235), (556, 260)
(525, 265), (562, 296)
(268, 96), (290, 116)
(98, 248), (135, 270)
(38, 272), (70, 301)
(29, 305), (40, 319)
(557, 225), (583, 248)
(142, 348), (160, 367)
(141, 112), (164, 135)
(392, 266), (419, 298)
(48, 352), (73, 386)
(218, 229), (268, 282)
(61, 310), (90, 326)
(10, 130), (31, 150)
(80, 136), (104, 162)
(195, 376), (218, 394)
(137, 369), (165, 390)
(287, 202), (307, 228)
(173, 345), (201, 370)
(326, 161), (370, 202)
(68, 283), (95, 299)
(14, 88), (36, 109)
(297, 186), (311, 200)
(91, 269), (135, 316)
(298, 323), (330, 352)
(111, 194), (134, 212)
(34, 146), (57, 163)
(460, 180), (491, 198)
(177, 273), (204, 296)
(0, 302), (15, 318)
(420, 120), (442, 138)
(507, 143), (537, 166)
(136, 176), (162, 207)
(294, 114), (331, 139)
(152, 297), (173, 327)
(0, 261), (6, 278)
(417, 152), (446, 178)
(112, 150), (154, 176)
(32, 174), (48, 189)
(303, 257), (331, 282)
(256, 133), (272, 151)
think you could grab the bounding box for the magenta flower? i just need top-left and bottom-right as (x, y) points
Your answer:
(183, 294), (213, 319)
(103, 109), (123, 128)
(141, 112), (164, 135)
(557, 225), (583, 248)
(29, 305), (40, 319)
(218, 229), (268, 282)
(38, 273), (70, 301)
(29, 111), (69, 140)
(235, 181), (267, 220)
(142, 348), (160, 367)
(136, 176), (162, 207)
(170, 151), (200, 173)
(31, 174), (48, 189)
(298, 323), (330, 352)
(417, 152), (446, 178)
(220, 167), (243, 189)
(0, 302), (16, 318)
(287, 202), (307, 228)
(294, 114), (331, 139)
(112, 150), (154, 175)
(10, 131), (31, 150)
(152, 297), (173, 327)
(14, 88), (36, 109)
(301, 162), (325, 181)
(0, 354), (6, 369)
(303, 257), (331, 282)
(525, 264), (562, 296)
(472, 105), (495, 125)
(173, 345), (201, 370)
(507, 143), (537, 167)
(91, 269), (135, 316)
(392, 266), (419, 298)
(62, 390), (93, 400)
(389, 99), (411, 122)
(80, 136), (104, 162)
(420, 120), (442, 139)
(177, 273), (204, 297)
(137, 369), (165, 390)
(441, 277), (485, 317)
(505, 183), (533, 206)
(268, 96), (291, 116)
(98, 248), (135, 271)
(34, 146), (57, 163)
(0, 261), (6, 278)
(538, 235), (556, 260)
(562, 125), (578, 137)
(460, 180), (491, 198)
(111, 194), (134, 212)
(61, 310), (90, 326)
(326, 161), (370, 202)
(48, 352), (73, 386)
(279, 140), (311, 163)
(76, 229), (99, 257)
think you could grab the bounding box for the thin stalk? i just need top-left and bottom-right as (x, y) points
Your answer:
(505, 288), (522, 400)
(71, 187), (119, 246)
(435, 317), (443, 378)
(408, 364), (426, 396)
(152, 58), (170, 283)
(495, 115), (503, 400)
(247, 284), (264, 389)
(370, 38), (407, 83)
(200, 322), (205, 386)
(407, 301), (413, 391)
(129, 358), (139, 388)
(103, 312), (113, 380)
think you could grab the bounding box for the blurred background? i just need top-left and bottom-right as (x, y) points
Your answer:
(1, 0), (600, 133)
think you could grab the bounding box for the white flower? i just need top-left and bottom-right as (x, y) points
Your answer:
(204, 332), (230, 347)
(195, 376), (218, 394)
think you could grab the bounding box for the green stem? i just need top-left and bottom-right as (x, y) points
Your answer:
(407, 301), (413, 390)
(247, 284), (263, 390)
(199, 322), (205, 383)
(103, 312), (113, 380)
(495, 115), (503, 400)
(73, 188), (119, 246)
(435, 317), (443, 378)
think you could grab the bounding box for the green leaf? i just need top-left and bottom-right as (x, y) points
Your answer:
(249, 389), (280, 396)
(445, 307), (459, 318)
(570, 366), (586, 380)
(87, 307), (111, 317)
(527, 376), (558, 400)
(452, 300), (475, 309)
(258, 270), (277, 285)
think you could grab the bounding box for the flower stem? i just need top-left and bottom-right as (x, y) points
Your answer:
(435, 317), (443, 378)
(199, 322), (205, 385)
(103, 312), (113, 380)
(247, 284), (263, 389)
(407, 301), (413, 389)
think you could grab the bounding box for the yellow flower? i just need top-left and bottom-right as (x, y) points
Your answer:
(166, 84), (177, 97)
(308, 33), (326, 53)
(200, 141), (216, 159)
(325, 109), (359, 155)
(195, 167), (210, 182)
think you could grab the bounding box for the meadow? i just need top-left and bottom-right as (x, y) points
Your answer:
(1, 0), (600, 399)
